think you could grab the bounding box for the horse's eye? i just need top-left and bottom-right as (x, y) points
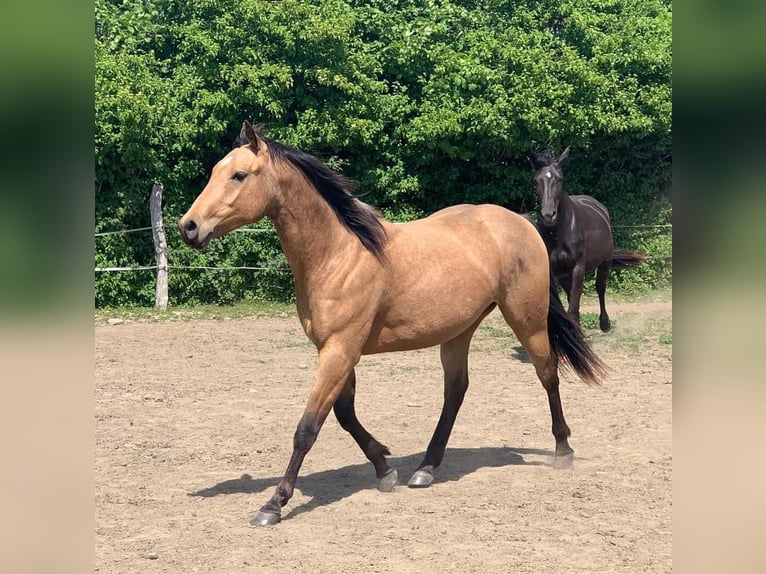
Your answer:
(232, 171), (247, 182)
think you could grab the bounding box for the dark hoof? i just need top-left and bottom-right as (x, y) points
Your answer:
(408, 468), (434, 488)
(378, 468), (398, 492)
(553, 452), (574, 469)
(249, 510), (281, 527)
(600, 316), (611, 332)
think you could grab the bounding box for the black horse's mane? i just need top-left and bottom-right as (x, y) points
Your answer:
(233, 131), (388, 263)
(530, 151), (556, 170)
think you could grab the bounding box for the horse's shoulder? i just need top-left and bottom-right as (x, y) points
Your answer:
(571, 195), (611, 225)
(571, 194), (608, 211)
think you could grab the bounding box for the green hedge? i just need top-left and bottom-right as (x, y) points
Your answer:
(95, 0), (672, 307)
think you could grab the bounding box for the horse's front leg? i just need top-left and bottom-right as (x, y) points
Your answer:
(250, 342), (359, 527)
(409, 314), (487, 487)
(567, 262), (586, 325)
(334, 369), (398, 491)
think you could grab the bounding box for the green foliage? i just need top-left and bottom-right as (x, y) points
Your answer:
(96, 0), (672, 306)
(579, 312), (603, 331)
(167, 222), (295, 305)
(607, 196), (672, 294)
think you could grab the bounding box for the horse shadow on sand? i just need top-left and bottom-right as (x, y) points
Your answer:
(190, 445), (556, 522)
(511, 345), (531, 363)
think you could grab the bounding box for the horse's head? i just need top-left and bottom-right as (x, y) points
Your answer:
(530, 146), (570, 227)
(179, 121), (276, 249)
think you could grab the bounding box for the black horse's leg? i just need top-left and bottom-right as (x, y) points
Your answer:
(567, 263), (586, 325)
(408, 322), (480, 487)
(595, 261), (612, 332)
(333, 369), (397, 491)
(250, 345), (357, 526)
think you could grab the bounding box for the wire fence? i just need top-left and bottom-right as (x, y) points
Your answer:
(612, 224), (672, 229)
(95, 225), (293, 272)
(95, 223), (671, 272)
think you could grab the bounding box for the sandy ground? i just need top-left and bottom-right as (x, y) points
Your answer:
(95, 297), (671, 573)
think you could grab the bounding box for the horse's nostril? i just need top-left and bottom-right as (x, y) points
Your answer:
(185, 220), (197, 232)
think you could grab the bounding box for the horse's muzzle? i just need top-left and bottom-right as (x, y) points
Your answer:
(178, 217), (212, 249)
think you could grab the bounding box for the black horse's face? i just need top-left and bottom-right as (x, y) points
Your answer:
(531, 147), (571, 227)
(534, 164), (564, 227)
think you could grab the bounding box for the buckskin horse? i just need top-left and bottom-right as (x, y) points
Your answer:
(179, 122), (607, 526)
(530, 147), (646, 331)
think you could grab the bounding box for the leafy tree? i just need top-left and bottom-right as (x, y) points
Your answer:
(95, 0), (672, 306)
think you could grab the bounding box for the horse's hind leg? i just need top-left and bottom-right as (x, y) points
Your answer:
(334, 369), (397, 491)
(595, 261), (612, 332)
(499, 306), (574, 467)
(521, 330), (574, 466)
(408, 312), (490, 487)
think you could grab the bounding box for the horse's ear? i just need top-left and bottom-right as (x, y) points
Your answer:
(556, 146), (571, 166)
(240, 121), (263, 152)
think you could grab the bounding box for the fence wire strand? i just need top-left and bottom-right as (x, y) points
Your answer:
(96, 265), (292, 272)
(95, 223), (670, 272)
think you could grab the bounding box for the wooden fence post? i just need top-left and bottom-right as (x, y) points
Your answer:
(149, 183), (168, 310)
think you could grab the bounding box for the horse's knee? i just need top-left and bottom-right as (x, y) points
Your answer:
(568, 308), (581, 324)
(293, 416), (320, 452)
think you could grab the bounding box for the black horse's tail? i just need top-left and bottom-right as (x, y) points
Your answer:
(547, 277), (608, 386)
(612, 249), (647, 268)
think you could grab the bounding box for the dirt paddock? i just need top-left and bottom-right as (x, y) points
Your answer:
(95, 295), (672, 573)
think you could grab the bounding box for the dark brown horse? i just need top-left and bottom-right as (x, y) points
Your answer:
(179, 122), (607, 527)
(530, 148), (646, 331)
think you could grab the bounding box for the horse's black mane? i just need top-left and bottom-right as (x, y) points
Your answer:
(233, 131), (388, 263)
(530, 151), (556, 169)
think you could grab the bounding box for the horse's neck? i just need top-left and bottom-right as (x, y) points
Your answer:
(269, 172), (349, 282)
(558, 192), (575, 224)
(539, 192), (575, 246)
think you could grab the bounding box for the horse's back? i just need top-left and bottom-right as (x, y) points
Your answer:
(567, 195), (614, 268)
(383, 203), (549, 293)
(570, 195), (611, 226)
(364, 204), (550, 353)
(403, 203), (546, 261)
(422, 203), (541, 240)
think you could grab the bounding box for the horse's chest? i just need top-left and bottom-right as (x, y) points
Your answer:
(549, 244), (578, 275)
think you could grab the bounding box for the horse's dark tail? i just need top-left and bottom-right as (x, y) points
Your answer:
(547, 277), (608, 386)
(612, 249), (647, 268)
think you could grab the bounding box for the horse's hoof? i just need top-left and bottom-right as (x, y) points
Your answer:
(553, 452), (574, 469)
(378, 468), (398, 492)
(408, 468), (434, 488)
(249, 510), (281, 527)
(600, 317), (611, 332)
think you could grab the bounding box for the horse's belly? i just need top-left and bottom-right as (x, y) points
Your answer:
(363, 320), (475, 354)
(362, 292), (493, 354)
